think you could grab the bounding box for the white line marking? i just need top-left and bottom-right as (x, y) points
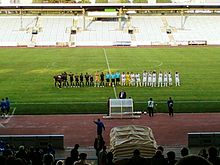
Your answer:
(1, 107), (16, 125)
(103, 48), (117, 99)
(13, 100), (220, 105)
(0, 123), (5, 128)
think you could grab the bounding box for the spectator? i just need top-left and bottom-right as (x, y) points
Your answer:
(43, 153), (54, 165)
(151, 150), (168, 165)
(157, 146), (164, 156)
(30, 147), (43, 165)
(176, 155), (212, 165)
(106, 152), (115, 165)
(15, 145), (28, 163)
(128, 149), (147, 165)
(65, 157), (74, 165)
(47, 144), (55, 157)
(74, 153), (91, 165)
(93, 119), (105, 136)
(180, 147), (189, 157)
(0, 155), (6, 165)
(56, 160), (64, 165)
(27, 147), (35, 164)
(3, 144), (14, 158)
(71, 144), (80, 163)
(99, 146), (107, 165)
(208, 146), (220, 165)
(14, 158), (27, 165)
(198, 148), (208, 159)
(94, 135), (105, 158)
(166, 151), (177, 165)
(0, 140), (6, 152)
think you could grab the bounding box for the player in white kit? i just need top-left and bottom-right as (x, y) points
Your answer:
(152, 71), (157, 87)
(121, 72), (126, 86)
(135, 73), (141, 87)
(158, 71), (163, 87)
(148, 72), (152, 87)
(142, 71), (147, 87)
(168, 72), (172, 86)
(164, 72), (168, 87)
(175, 71), (180, 86)
(130, 72), (135, 86)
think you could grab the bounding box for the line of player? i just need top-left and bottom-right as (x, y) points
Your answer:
(120, 71), (180, 87)
(54, 71), (180, 88)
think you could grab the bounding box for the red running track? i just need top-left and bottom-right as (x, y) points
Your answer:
(0, 113), (219, 147)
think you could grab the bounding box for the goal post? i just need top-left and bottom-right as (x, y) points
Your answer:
(104, 99), (140, 119)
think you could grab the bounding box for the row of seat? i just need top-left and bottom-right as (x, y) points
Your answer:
(0, 16), (220, 46)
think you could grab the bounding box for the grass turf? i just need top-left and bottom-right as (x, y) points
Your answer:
(0, 47), (219, 115)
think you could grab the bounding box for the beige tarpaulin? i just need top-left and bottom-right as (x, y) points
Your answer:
(110, 125), (157, 159)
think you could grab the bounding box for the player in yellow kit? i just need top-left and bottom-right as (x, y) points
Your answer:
(126, 72), (130, 86)
(95, 71), (100, 87)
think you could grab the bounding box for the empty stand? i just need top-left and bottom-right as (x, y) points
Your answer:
(0, 16), (220, 46)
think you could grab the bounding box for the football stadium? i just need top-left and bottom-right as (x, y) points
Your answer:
(0, 0), (220, 165)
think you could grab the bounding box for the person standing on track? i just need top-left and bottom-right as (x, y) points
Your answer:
(5, 97), (10, 118)
(1, 98), (6, 119)
(147, 98), (154, 117)
(93, 118), (105, 136)
(119, 90), (126, 99)
(167, 97), (174, 116)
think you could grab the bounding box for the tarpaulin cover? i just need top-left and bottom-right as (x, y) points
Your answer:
(110, 125), (157, 159)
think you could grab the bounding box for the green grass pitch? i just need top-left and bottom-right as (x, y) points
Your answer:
(0, 47), (219, 115)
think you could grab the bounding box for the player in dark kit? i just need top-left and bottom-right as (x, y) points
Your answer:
(85, 73), (90, 86)
(75, 73), (80, 87)
(167, 97), (174, 116)
(80, 73), (84, 87)
(1, 98), (6, 118)
(100, 72), (105, 87)
(69, 72), (74, 87)
(62, 72), (69, 87)
(90, 74), (94, 86)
